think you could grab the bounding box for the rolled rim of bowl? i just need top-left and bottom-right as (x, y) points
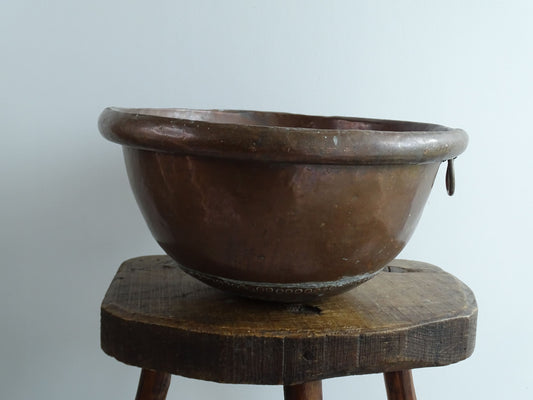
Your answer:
(98, 107), (468, 164)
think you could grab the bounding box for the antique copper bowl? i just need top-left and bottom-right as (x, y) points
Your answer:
(99, 108), (467, 302)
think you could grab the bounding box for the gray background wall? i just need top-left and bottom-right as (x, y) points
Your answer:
(1, 1), (531, 398)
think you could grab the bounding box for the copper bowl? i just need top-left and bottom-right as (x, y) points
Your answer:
(99, 108), (467, 302)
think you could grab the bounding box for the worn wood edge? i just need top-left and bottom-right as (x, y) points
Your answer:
(101, 284), (477, 338)
(100, 256), (478, 384)
(100, 306), (477, 385)
(101, 257), (474, 337)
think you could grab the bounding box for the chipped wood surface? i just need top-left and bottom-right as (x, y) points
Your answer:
(101, 256), (477, 385)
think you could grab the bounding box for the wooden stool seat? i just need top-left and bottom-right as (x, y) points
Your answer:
(101, 256), (477, 399)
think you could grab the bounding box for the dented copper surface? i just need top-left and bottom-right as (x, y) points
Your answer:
(99, 108), (467, 301)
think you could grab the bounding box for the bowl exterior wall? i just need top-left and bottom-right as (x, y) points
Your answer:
(123, 148), (439, 296)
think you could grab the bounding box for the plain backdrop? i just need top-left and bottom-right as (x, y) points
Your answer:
(1, 1), (532, 399)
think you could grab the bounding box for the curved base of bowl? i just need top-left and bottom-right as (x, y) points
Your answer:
(178, 264), (382, 302)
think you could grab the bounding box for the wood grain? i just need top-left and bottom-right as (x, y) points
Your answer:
(384, 370), (417, 400)
(284, 381), (322, 400)
(135, 369), (170, 400)
(101, 256), (477, 385)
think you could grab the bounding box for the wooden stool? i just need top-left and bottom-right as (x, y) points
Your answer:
(101, 256), (477, 400)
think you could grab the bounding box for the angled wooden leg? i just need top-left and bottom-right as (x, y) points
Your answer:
(284, 380), (323, 400)
(135, 369), (171, 400)
(384, 370), (417, 400)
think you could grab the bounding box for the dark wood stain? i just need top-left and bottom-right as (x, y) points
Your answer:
(101, 256), (477, 386)
(134, 369), (170, 400)
(384, 370), (417, 400)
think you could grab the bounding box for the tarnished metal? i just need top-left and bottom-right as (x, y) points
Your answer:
(99, 108), (468, 301)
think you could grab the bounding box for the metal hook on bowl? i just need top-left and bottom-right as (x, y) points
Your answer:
(445, 158), (456, 196)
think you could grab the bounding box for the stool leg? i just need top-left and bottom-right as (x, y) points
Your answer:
(135, 369), (171, 400)
(283, 380), (323, 400)
(384, 370), (417, 400)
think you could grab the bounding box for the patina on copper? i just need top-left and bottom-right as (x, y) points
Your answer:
(99, 108), (468, 302)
